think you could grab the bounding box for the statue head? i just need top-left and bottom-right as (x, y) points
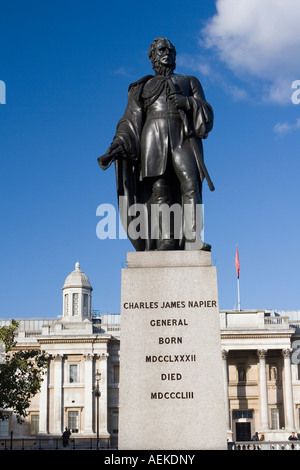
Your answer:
(148, 37), (176, 75)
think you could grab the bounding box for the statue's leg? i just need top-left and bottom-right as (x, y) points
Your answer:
(150, 177), (177, 250)
(179, 179), (204, 250)
(171, 146), (210, 251)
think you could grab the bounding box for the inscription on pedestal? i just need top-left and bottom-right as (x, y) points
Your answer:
(122, 299), (218, 403)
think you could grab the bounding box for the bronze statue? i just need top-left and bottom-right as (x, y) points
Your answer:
(98, 38), (214, 251)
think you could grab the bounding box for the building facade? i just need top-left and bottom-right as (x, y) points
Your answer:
(221, 309), (300, 442)
(0, 263), (121, 448)
(1, 263), (300, 447)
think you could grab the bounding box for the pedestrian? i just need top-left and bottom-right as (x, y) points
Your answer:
(62, 427), (71, 447)
(289, 432), (298, 450)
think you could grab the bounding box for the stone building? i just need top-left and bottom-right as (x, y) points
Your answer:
(1, 262), (300, 447)
(221, 309), (300, 442)
(0, 262), (120, 448)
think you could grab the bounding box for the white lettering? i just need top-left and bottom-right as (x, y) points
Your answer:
(0, 80), (6, 104)
(292, 340), (300, 365)
(148, 455), (195, 465)
(96, 204), (116, 239)
(291, 80), (300, 104)
(104, 454), (139, 467)
(127, 203), (148, 240)
(150, 203), (182, 240)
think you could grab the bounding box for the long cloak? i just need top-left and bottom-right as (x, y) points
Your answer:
(98, 74), (213, 251)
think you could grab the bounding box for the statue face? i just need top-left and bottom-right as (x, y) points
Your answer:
(154, 39), (176, 68)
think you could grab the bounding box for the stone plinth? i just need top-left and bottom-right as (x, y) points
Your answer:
(119, 251), (227, 450)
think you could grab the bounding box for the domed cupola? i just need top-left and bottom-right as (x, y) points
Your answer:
(62, 262), (93, 321)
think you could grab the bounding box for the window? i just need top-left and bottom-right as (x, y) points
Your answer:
(113, 365), (120, 383)
(72, 293), (79, 316)
(83, 294), (88, 316)
(112, 410), (119, 434)
(232, 410), (253, 420)
(0, 415), (9, 436)
(69, 364), (79, 383)
(271, 408), (280, 430)
(68, 411), (79, 433)
(30, 414), (39, 435)
(64, 294), (69, 316)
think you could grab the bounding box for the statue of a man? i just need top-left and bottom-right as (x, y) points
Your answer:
(98, 37), (214, 251)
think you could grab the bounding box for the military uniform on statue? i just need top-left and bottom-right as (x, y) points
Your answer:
(98, 37), (214, 251)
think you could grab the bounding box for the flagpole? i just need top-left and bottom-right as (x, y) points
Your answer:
(237, 275), (241, 311)
(235, 244), (241, 311)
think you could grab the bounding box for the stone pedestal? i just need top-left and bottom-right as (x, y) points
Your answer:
(119, 251), (227, 450)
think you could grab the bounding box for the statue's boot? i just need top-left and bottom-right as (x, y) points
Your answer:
(181, 180), (211, 251)
(151, 183), (177, 250)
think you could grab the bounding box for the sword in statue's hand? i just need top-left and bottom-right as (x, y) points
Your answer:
(167, 77), (215, 192)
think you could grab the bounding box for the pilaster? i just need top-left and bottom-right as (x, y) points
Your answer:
(53, 354), (63, 434)
(282, 348), (295, 431)
(257, 349), (269, 430)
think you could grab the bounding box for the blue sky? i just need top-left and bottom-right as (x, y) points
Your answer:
(1, 0), (300, 318)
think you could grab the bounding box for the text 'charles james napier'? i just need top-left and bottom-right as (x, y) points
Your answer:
(123, 299), (217, 309)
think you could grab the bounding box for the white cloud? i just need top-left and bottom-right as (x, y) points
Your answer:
(222, 82), (249, 101)
(202, 0), (300, 104)
(274, 118), (300, 136)
(113, 67), (134, 78)
(176, 53), (213, 77)
(177, 52), (249, 101)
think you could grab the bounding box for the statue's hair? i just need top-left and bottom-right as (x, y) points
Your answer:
(148, 37), (176, 72)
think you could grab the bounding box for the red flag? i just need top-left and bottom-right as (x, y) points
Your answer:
(235, 246), (240, 279)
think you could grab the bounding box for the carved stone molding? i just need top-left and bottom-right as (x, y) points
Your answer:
(98, 353), (109, 361)
(222, 350), (229, 360)
(84, 353), (94, 361)
(282, 349), (292, 359)
(53, 354), (63, 362)
(257, 349), (268, 359)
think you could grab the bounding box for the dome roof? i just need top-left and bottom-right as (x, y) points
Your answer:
(62, 262), (93, 290)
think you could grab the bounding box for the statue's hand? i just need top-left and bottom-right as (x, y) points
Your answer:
(107, 141), (125, 156)
(106, 140), (138, 164)
(168, 94), (190, 111)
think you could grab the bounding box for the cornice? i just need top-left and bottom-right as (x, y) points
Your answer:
(38, 336), (112, 345)
(221, 332), (293, 340)
(12, 345), (40, 351)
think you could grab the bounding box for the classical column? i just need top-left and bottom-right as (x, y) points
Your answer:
(53, 354), (63, 434)
(84, 353), (94, 434)
(257, 349), (269, 430)
(38, 358), (49, 434)
(98, 353), (110, 437)
(282, 349), (295, 430)
(222, 350), (231, 432)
